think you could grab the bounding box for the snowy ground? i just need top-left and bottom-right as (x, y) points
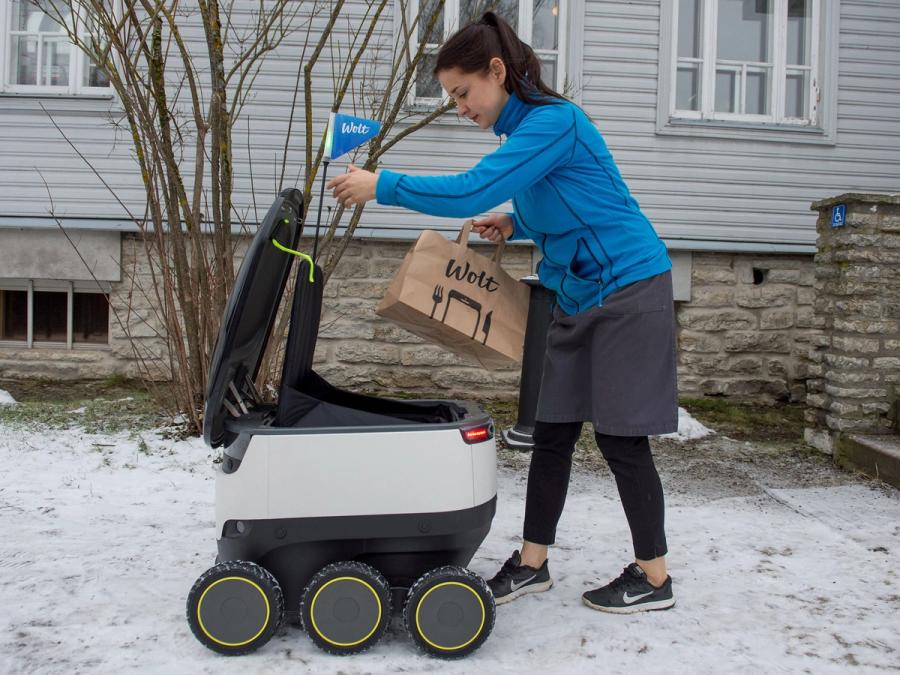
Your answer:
(1, 395), (899, 674)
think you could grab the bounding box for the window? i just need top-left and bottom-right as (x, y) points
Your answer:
(407, 0), (567, 106)
(659, 0), (837, 139)
(0, 283), (109, 347)
(1, 289), (26, 341)
(0, 0), (111, 95)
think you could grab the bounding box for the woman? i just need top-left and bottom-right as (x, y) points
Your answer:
(328, 12), (677, 614)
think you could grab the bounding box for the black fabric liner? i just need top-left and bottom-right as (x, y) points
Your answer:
(278, 371), (465, 427)
(275, 260), (463, 428)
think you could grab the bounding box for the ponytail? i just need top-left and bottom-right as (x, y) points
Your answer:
(434, 11), (565, 106)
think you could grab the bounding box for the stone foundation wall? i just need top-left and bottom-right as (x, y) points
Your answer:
(677, 252), (820, 402)
(1, 234), (825, 406)
(314, 238), (536, 398)
(0, 346), (123, 380)
(104, 235), (528, 397)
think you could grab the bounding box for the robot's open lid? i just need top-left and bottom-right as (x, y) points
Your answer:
(203, 188), (306, 448)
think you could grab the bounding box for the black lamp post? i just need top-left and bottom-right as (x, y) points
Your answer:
(501, 275), (555, 449)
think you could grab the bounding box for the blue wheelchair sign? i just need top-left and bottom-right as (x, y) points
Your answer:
(831, 204), (846, 228)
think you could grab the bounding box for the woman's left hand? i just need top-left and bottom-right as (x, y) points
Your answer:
(327, 164), (377, 208)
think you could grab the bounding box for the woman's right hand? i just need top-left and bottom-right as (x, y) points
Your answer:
(472, 213), (513, 242)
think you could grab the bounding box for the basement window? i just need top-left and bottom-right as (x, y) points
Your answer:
(0, 281), (109, 348)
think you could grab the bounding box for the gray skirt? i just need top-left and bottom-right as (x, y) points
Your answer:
(535, 270), (678, 436)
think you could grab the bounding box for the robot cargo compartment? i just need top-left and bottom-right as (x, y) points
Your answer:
(220, 370), (488, 437)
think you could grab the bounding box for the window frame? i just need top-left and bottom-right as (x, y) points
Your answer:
(0, 0), (113, 97)
(402, 0), (574, 110)
(0, 279), (111, 349)
(657, 0), (839, 144)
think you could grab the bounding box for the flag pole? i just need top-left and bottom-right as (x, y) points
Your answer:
(313, 160), (329, 263)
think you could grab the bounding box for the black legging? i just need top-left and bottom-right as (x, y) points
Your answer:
(523, 420), (668, 560)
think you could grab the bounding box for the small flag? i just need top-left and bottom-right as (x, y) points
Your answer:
(324, 112), (381, 162)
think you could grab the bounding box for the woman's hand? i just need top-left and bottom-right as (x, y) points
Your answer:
(327, 164), (377, 208)
(472, 213), (513, 242)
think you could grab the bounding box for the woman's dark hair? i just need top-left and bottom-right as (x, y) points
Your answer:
(434, 11), (565, 105)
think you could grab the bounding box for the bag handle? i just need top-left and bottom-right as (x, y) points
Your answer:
(456, 219), (506, 264)
(456, 219), (475, 247)
(492, 238), (506, 264)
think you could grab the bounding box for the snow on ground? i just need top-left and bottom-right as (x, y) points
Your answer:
(659, 407), (714, 442)
(0, 389), (16, 407)
(1, 417), (899, 674)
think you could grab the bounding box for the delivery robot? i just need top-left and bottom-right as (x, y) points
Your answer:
(186, 188), (498, 659)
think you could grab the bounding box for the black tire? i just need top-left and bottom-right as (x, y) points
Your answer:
(300, 561), (392, 656)
(403, 565), (495, 659)
(186, 560), (284, 656)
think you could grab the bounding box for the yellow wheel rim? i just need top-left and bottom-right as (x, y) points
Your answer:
(196, 576), (271, 647)
(309, 576), (383, 647)
(415, 581), (486, 651)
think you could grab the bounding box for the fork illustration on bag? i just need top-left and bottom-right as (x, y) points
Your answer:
(430, 285), (444, 318)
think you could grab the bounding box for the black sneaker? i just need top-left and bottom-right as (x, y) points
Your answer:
(582, 563), (675, 614)
(487, 550), (553, 604)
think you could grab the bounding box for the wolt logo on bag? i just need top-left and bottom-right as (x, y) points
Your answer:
(445, 258), (502, 292)
(377, 220), (530, 369)
(324, 112), (382, 161)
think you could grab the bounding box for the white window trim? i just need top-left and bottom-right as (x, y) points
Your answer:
(398, 0), (582, 112)
(0, 0), (113, 96)
(656, 0), (839, 145)
(0, 279), (111, 350)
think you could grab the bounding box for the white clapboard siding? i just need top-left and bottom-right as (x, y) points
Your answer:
(0, 0), (897, 252)
(581, 0), (900, 249)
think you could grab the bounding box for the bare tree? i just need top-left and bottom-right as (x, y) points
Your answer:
(38, 0), (452, 432)
(257, 0), (455, 385)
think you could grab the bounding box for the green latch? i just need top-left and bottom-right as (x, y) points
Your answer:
(271, 238), (315, 282)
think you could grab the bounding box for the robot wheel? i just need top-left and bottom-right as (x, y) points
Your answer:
(300, 560), (393, 655)
(403, 565), (496, 659)
(186, 560), (284, 655)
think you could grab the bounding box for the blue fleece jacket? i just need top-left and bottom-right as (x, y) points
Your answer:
(376, 93), (671, 315)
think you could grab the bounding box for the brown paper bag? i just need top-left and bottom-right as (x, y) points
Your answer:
(377, 220), (530, 369)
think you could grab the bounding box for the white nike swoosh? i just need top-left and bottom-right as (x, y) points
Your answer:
(622, 590), (654, 604)
(509, 574), (538, 592)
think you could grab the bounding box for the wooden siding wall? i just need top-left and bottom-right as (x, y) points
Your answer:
(0, 0), (897, 249)
(581, 0), (900, 247)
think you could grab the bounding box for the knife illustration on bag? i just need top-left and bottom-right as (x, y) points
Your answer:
(481, 310), (492, 345)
